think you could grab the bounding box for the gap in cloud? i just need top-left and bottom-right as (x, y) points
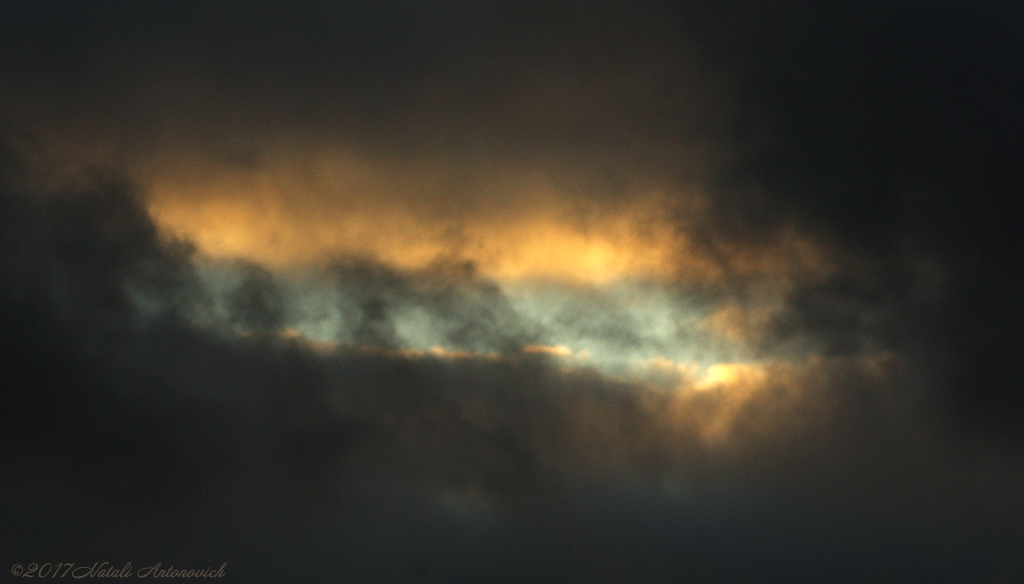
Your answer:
(172, 243), (833, 396)
(131, 149), (854, 393)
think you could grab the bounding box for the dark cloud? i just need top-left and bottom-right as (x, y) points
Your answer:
(3, 0), (1024, 580)
(224, 261), (285, 332)
(0, 0), (733, 180)
(1, 150), (1023, 582)
(724, 0), (1024, 436)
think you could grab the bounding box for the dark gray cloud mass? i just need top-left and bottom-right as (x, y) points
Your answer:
(2, 1), (1024, 582)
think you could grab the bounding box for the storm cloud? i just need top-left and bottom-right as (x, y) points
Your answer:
(2, 0), (1024, 582)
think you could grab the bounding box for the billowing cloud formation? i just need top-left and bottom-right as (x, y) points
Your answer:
(3, 132), (1023, 583)
(2, 0), (1024, 581)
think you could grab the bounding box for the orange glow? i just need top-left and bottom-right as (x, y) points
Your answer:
(142, 149), (833, 285)
(522, 344), (574, 356)
(696, 362), (768, 391)
(147, 182), (691, 283)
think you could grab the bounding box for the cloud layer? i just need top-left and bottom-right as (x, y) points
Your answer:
(2, 0), (1024, 581)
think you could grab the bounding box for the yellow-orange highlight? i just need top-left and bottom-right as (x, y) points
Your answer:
(147, 190), (689, 283)
(140, 148), (832, 285)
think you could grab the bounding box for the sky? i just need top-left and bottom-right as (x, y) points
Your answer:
(2, 0), (1023, 581)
